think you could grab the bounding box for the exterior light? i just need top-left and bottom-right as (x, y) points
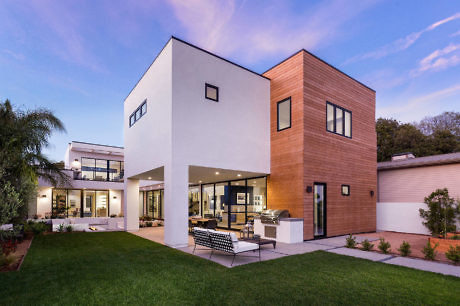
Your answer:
(41, 194), (47, 198)
(148, 177), (152, 179)
(237, 174), (241, 177)
(198, 180), (202, 183)
(235, 183), (239, 185)
(215, 172), (219, 175)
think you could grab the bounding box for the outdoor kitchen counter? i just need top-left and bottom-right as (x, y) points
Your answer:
(253, 217), (304, 244)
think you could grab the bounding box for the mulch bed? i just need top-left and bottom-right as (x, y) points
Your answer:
(0, 238), (33, 272)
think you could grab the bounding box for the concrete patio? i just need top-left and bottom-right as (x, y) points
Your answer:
(132, 228), (460, 277)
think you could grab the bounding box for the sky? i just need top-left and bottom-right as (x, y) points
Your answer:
(0, 0), (459, 161)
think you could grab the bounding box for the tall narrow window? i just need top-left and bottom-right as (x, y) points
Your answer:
(327, 103), (334, 132)
(205, 83), (219, 101)
(344, 111), (351, 137)
(277, 97), (291, 131)
(335, 108), (343, 135)
(326, 102), (352, 138)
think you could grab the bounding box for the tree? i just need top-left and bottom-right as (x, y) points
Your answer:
(0, 182), (21, 226)
(0, 99), (68, 221)
(376, 118), (399, 162)
(417, 111), (460, 137)
(419, 188), (457, 237)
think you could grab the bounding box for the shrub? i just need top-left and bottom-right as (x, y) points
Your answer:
(0, 239), (17, 256)
(57, 224), (65, 232)
(0, 254), (16, 267)
(144, 215), (152, 221)
(419, 188), (457, 237)
(422, 240), (438, 260)
(451, 235), (460, 240)
(360, 239), (374, 251)
(110, 214), (117, 218)
(445, 245), (460, 264)
(398, 241), (411, 257)
(378, 238), (391, 254)
(345, 234), (357, 248)
(146, 221), (153, 227)
(65, 225), (73, 233)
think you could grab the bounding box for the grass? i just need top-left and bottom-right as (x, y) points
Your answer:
(0, 232), (459, 305)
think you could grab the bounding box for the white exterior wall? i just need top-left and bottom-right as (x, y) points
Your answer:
(171, 39), (270, 173)
(376, 202), (430, 235)
(124, 41), (173, 178)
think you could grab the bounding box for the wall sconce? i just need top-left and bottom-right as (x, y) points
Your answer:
(113, 196), (117, 199)
(370, 190), (374, 197)
(41, 194), (47, 198)
(306, 186), (312, 193)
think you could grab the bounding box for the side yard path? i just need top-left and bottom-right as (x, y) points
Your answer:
(303, 236), (460, 278)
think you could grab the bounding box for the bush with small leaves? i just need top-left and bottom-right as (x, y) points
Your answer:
(0, 254), (16, 267)
(445, 245), (460, 264)
(378, 238), (391, 254)
(398, 241), (411, 257)
(345, 234), (357, 248)
(360, 239), (374, 251)
(65, 225), (73, 233)
(57, 224), (65, 232)
(422, 240), (438, 260)
(146, 221), (153, 227)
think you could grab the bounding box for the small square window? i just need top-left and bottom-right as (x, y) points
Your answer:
(141, 102), (147, 115)
(341, 185), (350, 196)
(205, 83), (218, 102)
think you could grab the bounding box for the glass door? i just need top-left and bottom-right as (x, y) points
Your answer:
(314, 183), (327, 238)
(230, 180), (246, 230)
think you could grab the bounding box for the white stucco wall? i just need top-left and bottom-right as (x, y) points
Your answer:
(171, 39), (270, 173)
(123, 41), (173, 178)
(377, 202), (430, 235)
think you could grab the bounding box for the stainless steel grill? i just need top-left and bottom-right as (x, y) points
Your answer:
(260, 209), (289, 225)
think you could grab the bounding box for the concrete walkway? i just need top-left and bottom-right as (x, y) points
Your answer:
(306, 235), (460, 278)
(133, 228), (460, 276)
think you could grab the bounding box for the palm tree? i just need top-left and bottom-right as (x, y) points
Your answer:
(0, 99), (68, 220)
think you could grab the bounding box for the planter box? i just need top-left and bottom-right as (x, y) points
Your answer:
(429, 237), (460, 253)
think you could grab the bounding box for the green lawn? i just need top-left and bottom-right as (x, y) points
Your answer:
(0, 232), (458, 305)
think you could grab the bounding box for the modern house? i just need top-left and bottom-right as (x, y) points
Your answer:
(123, 37), (377, 247)
(29, 141), (125, 219)
(377, 152), (460, 234)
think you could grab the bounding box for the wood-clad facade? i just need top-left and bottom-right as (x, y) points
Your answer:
(264, 50), (377, 240)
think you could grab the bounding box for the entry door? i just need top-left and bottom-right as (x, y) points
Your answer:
(313, 183), (327, 238)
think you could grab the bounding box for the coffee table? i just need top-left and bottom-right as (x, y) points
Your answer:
(241, 237), (276, 249)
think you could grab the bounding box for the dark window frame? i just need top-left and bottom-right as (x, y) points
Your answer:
(80, 157), (124, 182)
(341, 184), (350, 196)
(205, 83), (219, 102)
(326, 101), (352, 139)
(129, 100), (147, 127)
(277, 97), (291, 132)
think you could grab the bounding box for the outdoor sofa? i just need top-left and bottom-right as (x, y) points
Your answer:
(192, 227), (260, 266)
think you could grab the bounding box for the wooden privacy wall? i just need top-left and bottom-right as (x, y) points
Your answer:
(264, 51), (377, 240)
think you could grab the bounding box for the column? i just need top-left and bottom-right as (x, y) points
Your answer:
(124, 178), (139, 231)
(164, 162), (188, 248)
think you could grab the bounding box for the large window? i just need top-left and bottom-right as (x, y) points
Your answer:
(81, 158), (124, 182)
(326, 102), (352, 138)
(277, 97), (291, 131)
(129, 100), (147, 127)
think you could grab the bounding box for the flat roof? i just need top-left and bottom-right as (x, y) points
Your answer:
(263, 49), (375, 92)
(71, 141), (124, 149)
(124, 36), (270, 102)
(378, 152), (460, 170)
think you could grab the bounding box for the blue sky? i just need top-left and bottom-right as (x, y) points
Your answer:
(0, 0), (459, 161)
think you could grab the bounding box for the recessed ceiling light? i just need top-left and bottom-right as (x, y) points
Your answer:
(215, 171), (220, 175)
(237, 174), (242, 177)
(235, 183), (239, 185)
(198, 180), (202, 183)
(148, 177), (152, 180)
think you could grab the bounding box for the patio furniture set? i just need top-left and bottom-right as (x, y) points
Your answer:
(192, 227), (276, 266)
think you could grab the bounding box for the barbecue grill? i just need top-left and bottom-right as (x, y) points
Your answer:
(260, 209), (289, 225)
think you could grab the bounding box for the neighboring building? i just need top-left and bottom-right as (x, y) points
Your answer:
(123, 36), (376, 247)
(377, 152), (460, 234)
(29, 141), (125, 219)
